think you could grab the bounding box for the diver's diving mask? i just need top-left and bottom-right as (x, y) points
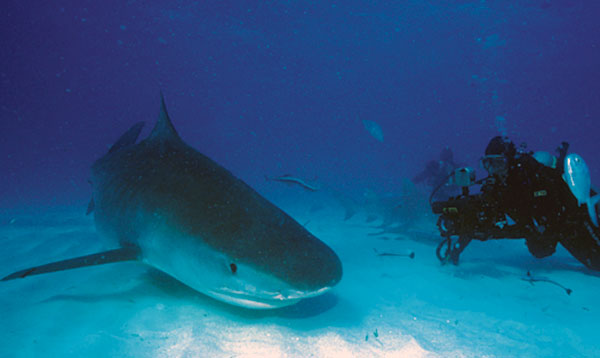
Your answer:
(481, 154), (508, 176)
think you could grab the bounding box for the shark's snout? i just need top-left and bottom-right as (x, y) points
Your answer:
(222, 238), (342, 309)
(273, 231), (343, 293)
(307, 246), (343, 289)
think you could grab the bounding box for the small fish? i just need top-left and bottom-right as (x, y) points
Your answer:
(266, 174), (320, 192)
(371, 327), (383, 346)
(373, 248), (415, 259)
(362, 119), (384, 142)
(522, 271), (572, 295)
(563, 153), (600, 226)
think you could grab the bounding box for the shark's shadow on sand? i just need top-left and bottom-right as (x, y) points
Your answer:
(39, 267), (340, 320)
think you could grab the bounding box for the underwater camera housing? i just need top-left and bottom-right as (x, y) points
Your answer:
(431, 190), (522, 264)
(432, 167), (501, 241)
(431, 167), (519, 264)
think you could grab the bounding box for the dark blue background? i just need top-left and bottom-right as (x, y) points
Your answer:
(1, 0), (599, 209)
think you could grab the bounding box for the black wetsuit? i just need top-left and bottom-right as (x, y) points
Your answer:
(484, 152), (600, 269)
(495, 153), (565, 257)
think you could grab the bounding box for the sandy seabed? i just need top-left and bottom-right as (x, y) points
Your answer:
(1, 200), (599, 358)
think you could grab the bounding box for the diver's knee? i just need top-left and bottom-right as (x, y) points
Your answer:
(526, 238), (557, 258)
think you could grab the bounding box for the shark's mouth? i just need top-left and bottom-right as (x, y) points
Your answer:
(208, 286), (332, 309)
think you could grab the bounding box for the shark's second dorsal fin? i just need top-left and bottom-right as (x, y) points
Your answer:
(108, 121), (145, 154)
(148, 92), (181, 142)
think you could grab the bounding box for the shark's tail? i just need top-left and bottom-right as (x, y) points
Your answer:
(1, 247), (140, 281)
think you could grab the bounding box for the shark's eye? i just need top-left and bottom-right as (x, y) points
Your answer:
(229, 263), (237, 274)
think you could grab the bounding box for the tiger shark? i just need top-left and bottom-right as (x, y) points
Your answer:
(2, 94), (343, 309)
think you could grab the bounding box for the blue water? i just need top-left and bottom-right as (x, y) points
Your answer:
(2, 1), (600, 357)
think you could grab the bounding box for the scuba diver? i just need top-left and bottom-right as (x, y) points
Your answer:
(481, 136), (568, 258)
(432, 136), (600, 271)
(413, 146), (460, 200)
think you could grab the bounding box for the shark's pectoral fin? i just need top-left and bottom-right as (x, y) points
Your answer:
(1, 246), (140, 282)
(588, 195), (600, 227)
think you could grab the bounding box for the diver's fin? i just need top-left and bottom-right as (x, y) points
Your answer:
(108, 121), (145, 154)
(86, 198), (95, 215)
(1, 247), (140, 281)
(588, 195), (600, 227)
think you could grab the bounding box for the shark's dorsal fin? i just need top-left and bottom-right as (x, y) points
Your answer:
(148, 92), (181, 142)
(108, 121), (145, 154)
